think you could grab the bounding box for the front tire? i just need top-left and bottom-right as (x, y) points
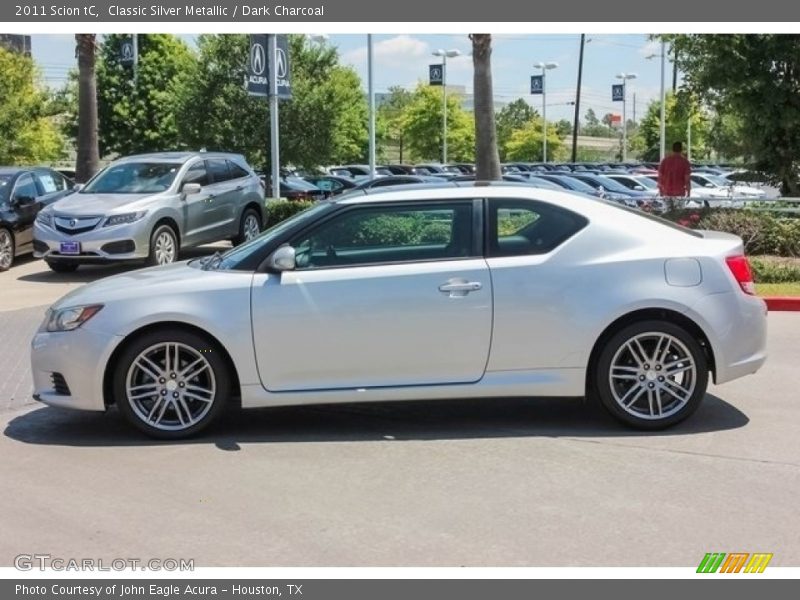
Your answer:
(113, 329), (230, 439)
(232, 208), (261, 246)
(595, 320), (708, 430)
(146, 224), (179, 267)
(0, 227), (15, 271)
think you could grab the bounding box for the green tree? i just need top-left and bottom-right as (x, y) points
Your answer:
(668, 34), (800, 193)
(402, 83), (475, 162)
(377, 86), (412, 163)
(504, 117), (564, 162)
(88, 34), (194, 156)
(582, 108), (613, 137)
(495, 98), (538, 161)
(175, 34), (368, 171)
(0, 47), (64, 165)
(633, 91), (709, 162)
(554, 118), (572, 138)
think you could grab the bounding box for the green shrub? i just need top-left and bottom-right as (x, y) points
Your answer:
(265, 200), (315, 227)
(696, 211), (770, 255)
(750, 256), (800, 283)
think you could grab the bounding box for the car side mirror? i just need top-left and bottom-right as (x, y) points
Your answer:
(14, 195), (36, 206)
(634, 185), (645, 191)
(267, 245), (296, 272)
(72, 183), (84, 192)
(182, 182), (202, 196)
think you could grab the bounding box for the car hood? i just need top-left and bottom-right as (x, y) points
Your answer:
(47, 192), (155, 216)
(51, 261), (252, 310)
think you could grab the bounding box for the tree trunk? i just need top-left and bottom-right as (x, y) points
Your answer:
(75, 34), (99, 183)
(470, 34), (501, 180)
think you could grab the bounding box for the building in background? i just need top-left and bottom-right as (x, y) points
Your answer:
(0, 34), (32, 55)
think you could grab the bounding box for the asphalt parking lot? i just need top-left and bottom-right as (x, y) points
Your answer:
(0, 255), (798, 567)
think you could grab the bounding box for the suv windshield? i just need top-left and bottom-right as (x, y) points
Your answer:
(82, 162), (182, 194)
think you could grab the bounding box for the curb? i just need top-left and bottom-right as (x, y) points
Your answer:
(763, 297), (800, 311)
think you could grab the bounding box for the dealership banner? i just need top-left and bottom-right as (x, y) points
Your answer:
(3, 579), (798, 600)
(3, 1), (799, 21)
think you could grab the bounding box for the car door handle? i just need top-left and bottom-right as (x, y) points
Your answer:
(438, 280), (482, 296)
(235, 186), (244, 192)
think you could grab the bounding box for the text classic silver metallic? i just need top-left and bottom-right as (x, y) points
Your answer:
(30, 184), (767, 438)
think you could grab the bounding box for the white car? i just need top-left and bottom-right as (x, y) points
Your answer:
(30, 184), (767, 438)
(690, 173), (765, 200)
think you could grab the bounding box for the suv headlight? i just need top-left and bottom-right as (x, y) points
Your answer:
(45, 305), (103, 332)
(103, 211), (147, 227)
(36, 211), (52, 226)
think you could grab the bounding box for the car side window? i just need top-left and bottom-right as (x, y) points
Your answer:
(291, 202), (475, 270)
(488, 198), (587, 257)
(183, 161), (209, 187)
(12, 174), (38, 203)
(35, 171), (66, 194)
(227, 160), (249, 180)
(207, 159), (231, 184)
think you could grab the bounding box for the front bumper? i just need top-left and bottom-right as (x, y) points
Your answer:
(33, 218), (152, 263)
(31, 323), (124, 412)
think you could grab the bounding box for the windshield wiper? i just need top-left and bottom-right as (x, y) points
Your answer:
(202, 251), (224, 271)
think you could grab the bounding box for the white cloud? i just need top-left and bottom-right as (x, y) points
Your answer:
(638, 39), (661, 59)
(342, 35), (431, 69)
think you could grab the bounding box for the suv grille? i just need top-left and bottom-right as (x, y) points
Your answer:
(54, 216), (103, 236)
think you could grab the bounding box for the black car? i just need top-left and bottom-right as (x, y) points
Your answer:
(0, 167), (74, 271)
(303, 175), (359, 198)
(353, 175), (446, 190)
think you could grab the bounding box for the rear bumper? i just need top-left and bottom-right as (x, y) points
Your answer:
(688, 291), (768, 385)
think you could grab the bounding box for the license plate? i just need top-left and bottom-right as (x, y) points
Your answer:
(59, 241), (80, 255)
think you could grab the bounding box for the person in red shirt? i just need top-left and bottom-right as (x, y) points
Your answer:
(658, 141), (692, 197)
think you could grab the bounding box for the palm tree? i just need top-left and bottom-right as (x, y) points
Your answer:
(469, 34), (501, 180)
(75, 34), (99, 183)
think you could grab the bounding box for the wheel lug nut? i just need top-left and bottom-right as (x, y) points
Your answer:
(643, 364), (650, 370)
(160, 390), (166, 396)
(159, 378), (165, 384)
(170, 373), (176, 379)
(648, 383), (654, 388)
(658, 376), (664, 382)
(173, 392), (179, 398)
(655, 365), (661, 371)
(639, 375), (645, 381)
(179, 382), (185, 388)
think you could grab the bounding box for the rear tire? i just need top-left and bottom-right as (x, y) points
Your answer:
(46, 261), (79, 273)
(113, 329), (230, 439)
(232, 208), (261, 246)
(145, 224), (179, 267)
(0, 227), (14, 271)
(594, 320), (708, 430)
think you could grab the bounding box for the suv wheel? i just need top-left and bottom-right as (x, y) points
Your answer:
(146, 224), (178, 267)
(0, 228), (14, 271)
(233, 208), (261, 246)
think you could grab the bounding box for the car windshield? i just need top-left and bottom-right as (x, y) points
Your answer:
(82, 162), (182, 194)
(589, 176), (637, 194)
(0, 174), (12, 201)
(556, 176), (596, 194)
(214, 202), (333, 270)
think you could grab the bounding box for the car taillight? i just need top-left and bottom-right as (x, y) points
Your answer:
(725, 255), (755, 295)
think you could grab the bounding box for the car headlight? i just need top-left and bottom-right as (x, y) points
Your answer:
(36, 211), (52, 226)
(45, 305), (103, 332)
(103, 211), (147, 227)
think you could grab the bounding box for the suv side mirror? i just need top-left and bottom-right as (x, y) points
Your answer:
(634, 185), (645, 191)
(182, 182), (202, 196)
(267, 245), (296, 272)
(14, 195), (36, 206)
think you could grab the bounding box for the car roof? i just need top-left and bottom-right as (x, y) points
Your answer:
(115, 151), (245, 164)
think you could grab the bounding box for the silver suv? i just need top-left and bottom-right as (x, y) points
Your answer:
(33, 152), (265, 272)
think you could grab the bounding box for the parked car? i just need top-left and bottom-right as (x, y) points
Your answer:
(605, 174), (660, 196)
(566, 174), (649, 207)
(353, 175), (446, 190)
(329, 165), (393, 177)
(33, 152), (265, 272)
(690, 173), (766, 199)
(0, 167), (74, 271)
(30, 183), (767, 438)
(302, 175), (359, 198)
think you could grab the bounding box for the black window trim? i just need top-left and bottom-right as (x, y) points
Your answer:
(11, 172), (38, 202)
(280, 198), (484, 273)
(484, 196), (589, 259)
(181, 158), (210, 188)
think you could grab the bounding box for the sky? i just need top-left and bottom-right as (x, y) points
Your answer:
(30, 33), (678, 123)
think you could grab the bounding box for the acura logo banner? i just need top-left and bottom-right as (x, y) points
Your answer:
(247, 34), (292, 99)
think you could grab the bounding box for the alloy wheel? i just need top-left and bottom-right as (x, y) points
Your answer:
(0, 229), (12, 270)
(608, 332), (697, 420)
(125, 342), (217, 431)
(243, 213), (260, 241)
(154, 230), (177, 265)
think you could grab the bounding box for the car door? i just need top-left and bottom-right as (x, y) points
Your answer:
(203, 158), (240, 240)
(250, 199), (493, 392)
(178, 159), (215, 246)
(9, 173), (41, 253)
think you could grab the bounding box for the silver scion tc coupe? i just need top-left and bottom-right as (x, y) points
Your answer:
(33, 152), (265, 272)
(30, 183), (767, 438)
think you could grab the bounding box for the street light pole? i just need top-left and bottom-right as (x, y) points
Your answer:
(659, 40), (666, 160)
(616, 72), (637, 162)
(269, 34), (280, 201)
(367, 34), (376, 178)
(534, 61), (558, 162)
(433, 49), (461, 164)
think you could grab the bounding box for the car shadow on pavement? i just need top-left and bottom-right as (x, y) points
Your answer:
(4, 393), (748, 449)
